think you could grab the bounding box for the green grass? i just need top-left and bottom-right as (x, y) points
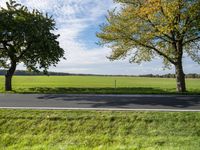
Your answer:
(0, 76), (200, 94)
(0, 109), (200, 149)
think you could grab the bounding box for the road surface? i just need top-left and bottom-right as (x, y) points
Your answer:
(0, 94), (200, 111)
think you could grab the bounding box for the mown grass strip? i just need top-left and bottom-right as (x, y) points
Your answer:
(0, 76), (199, 94)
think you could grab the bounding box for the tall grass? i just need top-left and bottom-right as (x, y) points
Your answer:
(0, 109), (200, 149)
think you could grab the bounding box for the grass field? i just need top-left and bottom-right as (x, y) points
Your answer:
(0, 76), (200, 94)
(0, 109), (200, 150)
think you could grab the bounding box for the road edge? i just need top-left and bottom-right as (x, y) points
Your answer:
(1, 107), (200, 112)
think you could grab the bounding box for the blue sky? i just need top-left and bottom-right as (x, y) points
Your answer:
(1, 0), (200, 75)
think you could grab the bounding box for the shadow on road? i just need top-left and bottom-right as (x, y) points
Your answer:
(37, 94), (200, 109)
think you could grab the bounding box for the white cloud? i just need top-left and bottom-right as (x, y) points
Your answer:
(13, 0), (116, 73)
(0, 0), (7, 7)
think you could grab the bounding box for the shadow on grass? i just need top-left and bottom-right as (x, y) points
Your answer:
(15, 87), (179, 94)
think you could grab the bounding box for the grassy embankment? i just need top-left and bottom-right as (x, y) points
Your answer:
(0, 76), (199, 94)
(0, 109), (200, 150)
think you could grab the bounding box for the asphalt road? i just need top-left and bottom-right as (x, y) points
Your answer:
(0, 94), (200, 111)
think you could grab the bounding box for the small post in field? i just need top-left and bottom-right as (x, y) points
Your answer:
(114, 80), (117, 89)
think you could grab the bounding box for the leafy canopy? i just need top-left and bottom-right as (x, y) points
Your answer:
(0, 0), (64, 73)
(97, 0), (200, 67)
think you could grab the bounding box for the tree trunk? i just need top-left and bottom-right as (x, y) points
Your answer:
(5, 61), (16, 91)
(5, 75), (12, 91)
(175, 61), (186, 93)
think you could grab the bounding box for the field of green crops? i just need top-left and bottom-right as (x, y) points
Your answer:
(0, 76), (199, 94)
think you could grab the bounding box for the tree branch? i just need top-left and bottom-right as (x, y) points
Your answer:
(17, 43), (32, 60)
(129, 37), (176, 64)
(183, 36), (200, 45)
(137, 15), (173, 42)
(2, 42), (9, 51)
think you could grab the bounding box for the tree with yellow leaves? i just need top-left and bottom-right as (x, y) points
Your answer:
(97, 0), (200, 92)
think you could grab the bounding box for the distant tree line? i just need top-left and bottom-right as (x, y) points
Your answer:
(138, 74), (200, 78)
(0, 70), (200, 78)
(0, 70), (70, 76)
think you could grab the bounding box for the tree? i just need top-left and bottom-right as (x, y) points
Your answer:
(97, 0), (200, 92)
(0, 0), (65, 91)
